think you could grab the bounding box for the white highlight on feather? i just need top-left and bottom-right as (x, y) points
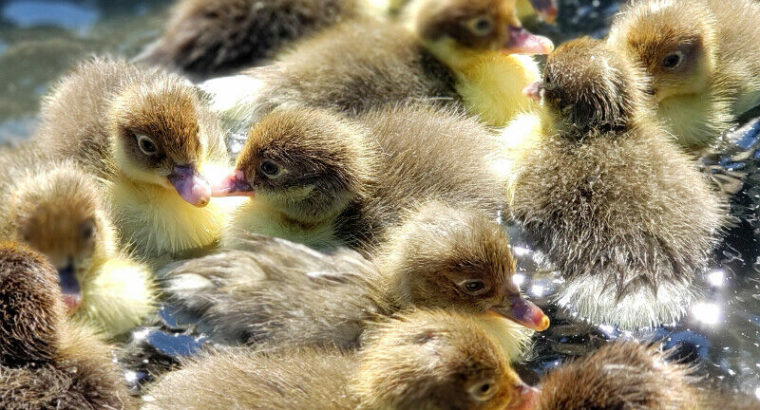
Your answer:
(200, 75), (265, 114)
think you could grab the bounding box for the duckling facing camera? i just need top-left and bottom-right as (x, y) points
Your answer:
(0, 149), (156, 337)
(33, 57), (237, 260)
(166, 202), (547, 355)
(203, 0), (552, 128)
(608, 0), (760, 149)
(509, 38), (724, 330)
(213, 104), (507, 250)
(143, 310), (537, 410)
(0, 242), (130, 409)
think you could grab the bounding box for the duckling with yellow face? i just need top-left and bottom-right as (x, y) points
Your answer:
(33, 57), (238, 260)
(508, 38), (724, 329)
(143, 310), (537, 410)
(0, 242), (131, 409)
(607, 0), (760, 149)
(0, 151), (156, 337)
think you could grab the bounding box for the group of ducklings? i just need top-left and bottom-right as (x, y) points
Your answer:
(2, 0), (760, 408)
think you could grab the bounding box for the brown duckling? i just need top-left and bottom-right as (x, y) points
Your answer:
(143, 310), (537, 410)
(203, 0), (552, 128)
(138, 0), (382, 78)
(509, 38), (723, 329)
(33, 57), (237, 259)
(607, 0), (760, 149)
(0, 157), (156, 337)
(213, 104), (507, 250)
(0, 242), (130, 409)
(166, 202), (547, 354)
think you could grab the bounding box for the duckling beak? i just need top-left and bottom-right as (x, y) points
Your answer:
(490, 295), (550, 331)
(57, 262), (82, 313)
(511, 384), (540, 410)
(522, 81), (543, 103)
(529, 0), (558, 24)
(168, 164), (212, 207)
(504, 26), (554, 55)
(210, 169), (255, 197)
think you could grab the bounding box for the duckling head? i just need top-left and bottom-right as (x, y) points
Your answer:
(524, 37), (651, 136)
(0, 242), (63, 366)
(109, 75), (220, 207)
(213, 108), (375, 225)
(409, 0), (554, 60)
(607, 0), (717, 104)
(355, 310), (538, 410)
(7, 167), (114, 313)
(379, 202), (549, 332)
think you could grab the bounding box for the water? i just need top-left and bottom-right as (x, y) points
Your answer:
(1, 0), (759, 402)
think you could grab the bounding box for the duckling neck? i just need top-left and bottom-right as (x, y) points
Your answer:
(424, 40), (540, 126)
(107, 173), (228, 257)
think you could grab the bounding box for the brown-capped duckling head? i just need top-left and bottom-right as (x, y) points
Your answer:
(410, 0), (554, 56)
(607, 0), (717, 104)
(212, 107), (375, 224)
(534, 342), (698, 409)
(6, 168), (113, 313)
(109, 75), (221, 207)
(0, 242), (63, 367)
(355, 310), (538, 410)
(524, 37), (650, 135)
(378, 202), (549, 332)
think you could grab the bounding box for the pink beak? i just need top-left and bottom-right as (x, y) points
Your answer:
(505, 26), (554, 55)
(168, 165), (212, 207)
(522, 81), (543, 103)
(529, 0), (559, 24)
(512, 384), (541, 410)
(210, 169), (254, 197)
(490, 295), (550, 332)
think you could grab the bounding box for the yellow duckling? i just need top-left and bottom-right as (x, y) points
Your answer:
(607, 0), (760, 149)
(33, 57), (238, 260)
(0, 154), (156, 337)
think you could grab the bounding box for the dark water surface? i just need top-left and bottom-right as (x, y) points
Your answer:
(2, 0), (759, 401)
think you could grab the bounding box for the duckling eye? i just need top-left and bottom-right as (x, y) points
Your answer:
(466, 16), (494, 36)
(662, 51), (685, 69)
(468, 379), (497, 401)
(136, 134), (158, 156)
(460, 279), (488, 295)
(79, 219), (96, 242)
(260, 160), (283, 178)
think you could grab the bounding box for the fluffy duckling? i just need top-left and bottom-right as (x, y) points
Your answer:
(138, 0), (382, 78)
(607, 0), (760, 149)
(204, 0), (552, 128)
(534, 343), (699, 409)
(0, 242), (130, 409)
(509, 38), (723, 329)
(143, 310), (537, 410)
(33, 57), (236, 259)
(213, 104), (507, 249)
(0, 154), (156, 337)
(167, 202), (547, 354)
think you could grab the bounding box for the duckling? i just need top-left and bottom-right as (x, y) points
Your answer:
(516, 0), (558, 24)
(138, 0), (383, 78)
(33, 57), (236, 260)
(167, 202), (547, 354)
(534, 342), (700, 409)
(509, 38), (723, 329)
(213, 104), (507, 250)
(0, 242), (130, 409)
(204, 0), (553, 129)
(143, 310), (537, 410)
(0, 152), (156, 337)
(607, 0), (760, 149)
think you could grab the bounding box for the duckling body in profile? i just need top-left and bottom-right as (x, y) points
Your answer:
(214, 104), (507, 250)
(143, 310), (536, 410)
(138, 0), (381, 78)
(509, 38), (723, 329)
(0, 242), (130, 409)
(203, 0), (552, 128)
(0, 152), (156, 337)
(608, 0), (760, 149)
(167, 202), (547, 354)
(33, 57), (235, 259)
